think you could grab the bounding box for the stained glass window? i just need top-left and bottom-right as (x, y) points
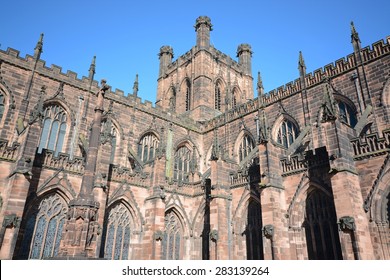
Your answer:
(174, 146), (191, 182)
(138, 133), (159, 163)
(38, 105), (68, 156)
(239, 134), (255, 162)
(162, 211), (182, 260)
(276, 119), (298, 148)
(103, 204), (132, 260)
(28, 194), (68, 259)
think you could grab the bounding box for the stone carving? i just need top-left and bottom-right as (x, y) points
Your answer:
(339, 216), (356, 231)
(2, 214), (21, 228)
(263, 224), (274, 239)
(154, 230), (164, 241)
(209, 229), (218, 242)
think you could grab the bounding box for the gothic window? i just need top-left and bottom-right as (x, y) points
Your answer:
(103, 204), (132, 260)
(0, 92), (5, 122)
(304, 189), (342, 260)
(276, 119), (298, 148)
(337, 100), (357, 127)
(239, 134), (255, 162)
(246, 200), (263, 260)
(168, 87), (176, 111)
(215, 83), (221, 110)
(162, 210), (183, 260)
(25, 194), (68, 259)
(185, 80), (191, 111)
(137, 133), (159, 163)
(38, 105), (68, 156)
(174, 146), (191, 182)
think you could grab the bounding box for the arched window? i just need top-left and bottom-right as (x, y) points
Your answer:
(22, 193), (68, 259)
(337, 100), (357, 127)
(215, 82), (222, 110)
(239, 134), (255, 162)
(174, 146), (191, 182)
(168, 87), (176, 111)
(138, 133), (159, 163)
(162, 210), (183, 260)
(246, 200), (263, 260)
(0, 92), (5, 122)
(185, 80), (191, 111)
(38, 105), (68, 156)
(276, 119), (298, 148)
(103, 204), (132, 260)
(305, 189), (342, 260)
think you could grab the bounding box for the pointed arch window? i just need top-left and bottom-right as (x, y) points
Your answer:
(232, 88), (238, 108)
(0, 92), (5, 122)
(21, 193), (68, 259)
(103, 204), (132, 260)
(168, 87), (176, 111)
(215, 83), (222, 110)
(239, 134), (255, 162)
(185, 80), (191, 111)
(276, 119), (298, 148)
(38, 105), (68, 156)
(174, 146), (191, 182)
(246, 200), (263, 260)
(337, 100), (357, 127)
(305, 189), (342, 260)
(138, 133), (159, 163)
(162, 210), (183, 260)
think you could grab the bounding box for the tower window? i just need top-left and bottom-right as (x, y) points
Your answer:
(215, 84), (221, 110)
(185, 80), (191, 111)
(239, 134), (255, 162)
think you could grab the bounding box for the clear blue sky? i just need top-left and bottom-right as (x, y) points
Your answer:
(1, 0), (389, 103)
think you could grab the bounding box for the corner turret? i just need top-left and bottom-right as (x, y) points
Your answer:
(158, 46), (174, 77)
(237, 43), (252, 76)
(194, 16), (213, 49)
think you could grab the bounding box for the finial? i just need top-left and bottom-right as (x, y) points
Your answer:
(133, 74), (139, 96)
(89, 56), (96, 79)
(257, 71), (264, 96)
(350, 21), (360, 43)
(34, 33), (44, 59)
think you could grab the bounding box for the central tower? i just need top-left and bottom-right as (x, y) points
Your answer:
(156, 16), (254, 121)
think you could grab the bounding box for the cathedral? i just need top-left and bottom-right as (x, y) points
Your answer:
(0, 16), (389, 260)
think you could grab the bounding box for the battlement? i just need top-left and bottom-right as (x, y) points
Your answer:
(33, 149), (85, 175)
(351, 128), (390, 160)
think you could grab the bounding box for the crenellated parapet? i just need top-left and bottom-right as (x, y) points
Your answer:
(280, 155), (307, 176)
(351, 128), (390, 160)
(34, 149), (85, 174)
(0, 139), (20, 162)
(229, 170), (249, 187)
(110, 165), (150, 188)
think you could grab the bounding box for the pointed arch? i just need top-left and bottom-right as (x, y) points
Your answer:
(162, 207), (187, 260)
(333, 93), (358, 127)
(231, 86), (242, 108)
(0, 79), (15, 127)
(271, 113), (300, 149)
(137, 130), (160, 163)
(18, 190), (69, 259)
(214, 78), (226, 111)
(166, 86), (176, 111)
(180, 78), (192, 111)
(101, 115), (122, 164)
(38, 102), (71, 156)
(234, 129), (256, 163)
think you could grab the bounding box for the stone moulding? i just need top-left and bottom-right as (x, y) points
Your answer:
(0, 139), (20, 162)
(351, 128), (390, 160)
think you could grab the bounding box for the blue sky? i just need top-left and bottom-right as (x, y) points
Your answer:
(1, 0), (389, 103)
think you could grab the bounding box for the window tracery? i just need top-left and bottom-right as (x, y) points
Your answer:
(38, 104), (68, 156)
(104, 203), (132, 260)
(0, 92), (5, 122)
(138, 133), (159, 163)
(26, 193), (68, 259)
(174, 146), (191, 182)
(239, 134), (255, 162)
(162, 210), (182, 260)
(337, 100), (357, 127)
(215, 83), (221, 110)
(276, 119), (298, 148)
